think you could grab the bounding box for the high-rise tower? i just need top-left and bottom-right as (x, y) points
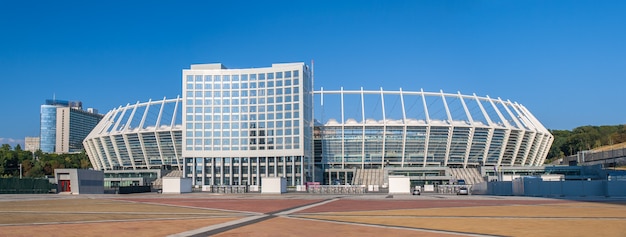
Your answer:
(40, 99), (103, 153)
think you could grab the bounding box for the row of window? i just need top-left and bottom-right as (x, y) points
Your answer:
(186, 103), (300, 114)
(191, 129), (299, 138)
(186, 111), (300, 121)
(186, 78), (300, 90)
(186, 71), (300, 82)
(186, 95), (300, 107)
(184, 137), (301, 151)
(187, 156), (303, 164)
(186, 119), (300, 128)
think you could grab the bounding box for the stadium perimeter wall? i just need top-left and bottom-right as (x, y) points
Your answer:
(475, 179), (626, 197)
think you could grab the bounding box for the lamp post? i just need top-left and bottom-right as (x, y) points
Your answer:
(19, 163), (22, 179)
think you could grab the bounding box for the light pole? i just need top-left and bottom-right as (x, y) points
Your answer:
(19, 163), (22, 179)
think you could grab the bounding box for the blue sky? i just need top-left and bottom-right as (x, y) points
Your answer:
(1, 1), (625, 147)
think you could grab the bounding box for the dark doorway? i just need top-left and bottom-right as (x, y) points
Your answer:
(59, 180), (71, 192)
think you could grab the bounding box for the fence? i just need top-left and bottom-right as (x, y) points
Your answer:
(307, 185), (368, 194)
(436, 185), (472, 195)
(0, 178), (53, 194)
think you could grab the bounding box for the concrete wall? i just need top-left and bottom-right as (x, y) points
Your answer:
(162, 177), (192, 194)
(54, 169), (104, 194)
(262, 177), (286, 194)
(76, 169), (104, 194)
(388, 176), (410, 194)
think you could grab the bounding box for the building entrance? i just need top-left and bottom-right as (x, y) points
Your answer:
(59, 180), (71, 192)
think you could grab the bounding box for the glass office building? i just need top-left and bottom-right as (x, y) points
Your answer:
(40, 99), (102, 153)
(181, 63), (314, 186)
(40, 105), (58, 153)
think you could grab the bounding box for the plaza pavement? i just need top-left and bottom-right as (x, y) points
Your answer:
(0, 193), (625, 237)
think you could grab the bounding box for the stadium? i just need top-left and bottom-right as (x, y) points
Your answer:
(83, 62), (554, 189)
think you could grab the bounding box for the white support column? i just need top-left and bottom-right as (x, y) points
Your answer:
(360, 87), (366, 169)
(112, 105), (129, 132)
(474, 94), (493, 126)
(99, 137), (115, 169)
(444, 126), (453, 167)
(138, 133), (150, 169)
(201, 158), (206, 186)
(110, 135), (124, 169)
(123, 102), (139, 132)
(486, 96), (511, 167)
(463, 128), (474, 168)
(340, 87), (345, 169)
(155, 98), (169, 166)
(520, 131), (536, 165)
(154, 131), (166, 166)
(170, 130), (181, 169)
(496, 130), (511, 167)
(459, 92), (474, 125)
(527, 135), (541, 166)
(473, 94), (493, 165)
(499, 98), (522, 129)
(421, 89), (430, 166)
(138, 99), (151, 129)
(87, 139), (103, 170)
(122, 134), (136, 170)
(155, 97), (166, 127)
(423, 126), (431, 167)
(441, 91), (453, 167)
(486, 95), (510, 128)
(421, 89), (431, 124)
(399, 88), (407, 167)
(538, 135), (554, 165)
(483, 128), (494, 165)
(458, 92), (474, 168)
(138, 101), (152, 168)
(171, 96), (182, 170)
(380, 87), (386, 167)
(510, 130), (525, 166)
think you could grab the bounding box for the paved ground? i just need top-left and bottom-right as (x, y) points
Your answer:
(0, 193), (625, 237)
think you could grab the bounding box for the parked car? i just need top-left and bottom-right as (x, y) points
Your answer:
(412, 189), (420, 195)
(457, 187), (469, 195)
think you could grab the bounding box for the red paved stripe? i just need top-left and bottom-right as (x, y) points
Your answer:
(117, 198), (326, 213)
(296, 199), (572, 213)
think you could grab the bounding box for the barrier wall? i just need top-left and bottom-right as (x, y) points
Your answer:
(495, 178), (626, 197)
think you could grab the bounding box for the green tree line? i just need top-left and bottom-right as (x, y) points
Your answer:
(547, 124), (626, 163)
(0, 144), (91, 178)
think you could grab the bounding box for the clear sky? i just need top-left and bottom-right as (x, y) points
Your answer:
(1, 1), (625, 147)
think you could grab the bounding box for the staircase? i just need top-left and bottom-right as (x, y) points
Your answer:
(450, 168), (484, 185)
(352, 169), (385, 187)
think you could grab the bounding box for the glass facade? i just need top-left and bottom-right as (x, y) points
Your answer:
(314, 89), (554, 171)
(40, 105), (57, 153)
(41, 101), (102, 154)
(182, 63), (313, 186)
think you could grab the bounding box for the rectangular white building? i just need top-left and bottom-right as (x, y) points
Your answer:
(182, 63), (314, 187)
